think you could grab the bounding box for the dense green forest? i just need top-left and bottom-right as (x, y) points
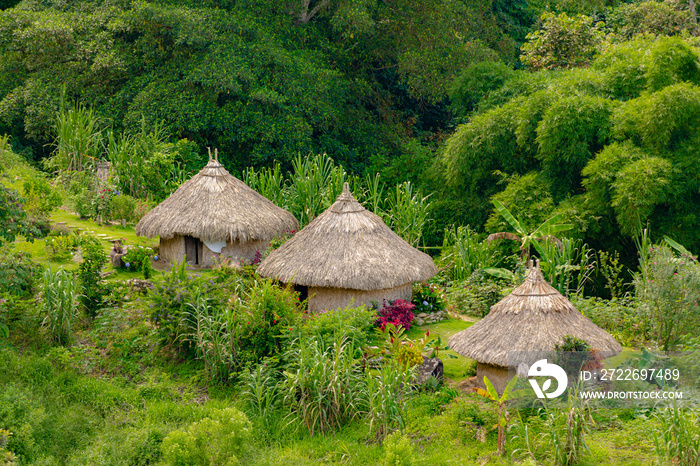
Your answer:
(1, 0), (700, 464)
(1, 0), (699, 256)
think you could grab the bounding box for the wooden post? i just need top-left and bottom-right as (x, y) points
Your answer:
(96, 214), (101, 225)
(121, 218), (126, 228)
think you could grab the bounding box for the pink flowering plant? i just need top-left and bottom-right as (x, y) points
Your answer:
(376, 299), (415, 332)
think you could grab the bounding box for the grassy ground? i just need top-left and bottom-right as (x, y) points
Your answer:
(407, 318), (476, 383)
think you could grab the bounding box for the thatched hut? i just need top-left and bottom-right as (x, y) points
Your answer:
(257, 183), (437, 311)
(448, 261), (622, 392)
(135, 154), (298, 267)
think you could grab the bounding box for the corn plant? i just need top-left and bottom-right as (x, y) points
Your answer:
(364, 361), (415, 439)
(441, 226), (500, 280)
(40, 268), (79, 346)
(281, 334), (363, 435)
(240, 365), (279, 420)
(184, 291), (234, 382)
(538, 238), (595, 296)
(652, 399), (700, 465)
(49, 93), (102, 173)
(384, 181), (431, 247)
(242, 163), (286, 207)
(513, 381), (594, 466)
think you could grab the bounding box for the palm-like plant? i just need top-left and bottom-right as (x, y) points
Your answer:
(487, 200), (573, 261)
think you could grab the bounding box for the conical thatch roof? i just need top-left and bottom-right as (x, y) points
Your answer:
(449, 262), (622, 367)
(257, 183), (437, 290)
(135, 158), (298, 242)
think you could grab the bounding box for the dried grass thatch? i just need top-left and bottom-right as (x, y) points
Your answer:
(449, 262), (622, 367)
(257, 183), (437, 290)
(135, 157), (298, 242)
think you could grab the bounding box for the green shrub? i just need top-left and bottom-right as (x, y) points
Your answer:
(22, 177), (62, 217)
(383, 431), (415, 466)
(571, 296), (647, 346)
(635, 245), (700, 350)
(447, 274), (504, 317)
(107, 193), (137, 222)
(44, 234), (80, 261)
(122, 246), (154, 272)
(0, 249), (41, 297)
(40, 268), (79, 346)
(236, 280), (301, 366)
(78, 235), (107, 317)
(293, 304), (376, 349)
(160, 407), (252, 466)
(412, 282), (447, 315)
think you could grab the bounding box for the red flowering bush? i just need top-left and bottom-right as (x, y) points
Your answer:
(377, 299), (415, 332)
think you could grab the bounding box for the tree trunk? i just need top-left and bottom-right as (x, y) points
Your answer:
(691, 0), (699, 36)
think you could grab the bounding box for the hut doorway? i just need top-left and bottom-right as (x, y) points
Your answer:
(295, 285), (308, 302)
(184, 235), (203, 265)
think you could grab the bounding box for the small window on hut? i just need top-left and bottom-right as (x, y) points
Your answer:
(184, 235), (203, 265)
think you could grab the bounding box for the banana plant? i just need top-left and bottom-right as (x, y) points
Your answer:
(474, 375), (530, 455)
(487, 200), (573, 262)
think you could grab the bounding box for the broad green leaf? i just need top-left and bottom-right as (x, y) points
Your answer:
(483, 376), (499, 401)
(493, 200), (525, 235)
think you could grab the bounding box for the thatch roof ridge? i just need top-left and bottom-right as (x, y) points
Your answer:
(257, 183), (437, 290)
(135, 158), (298, 242)
(448, 263), (622, 367)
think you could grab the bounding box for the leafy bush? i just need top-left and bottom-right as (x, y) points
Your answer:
(161, 407), (252, 466)
(40, 268), (79, 346)
(521, 12), (604, 71)
(449, 60), (515, 117)
(122, 246), (154, 272)
(447, 274), (504, 317)
(377, 299), (416, 332)
(0, 249), (41, 297)
(44, 234), (80, 261)
(412, 282), (447, 314)
(235, 280), (301, 366)
(635, 245), (700, 350)
(107, 192), (137, 222)
(22, 177), (62, 216)
(571, 296), (647, 345)
(293, 304), (376, 349)
(78, 235), (107, 317)
(383, 431), (415, 466)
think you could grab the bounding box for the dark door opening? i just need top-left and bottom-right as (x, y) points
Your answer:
(184, 235), (203, 265)
(295, 284), (308, 302)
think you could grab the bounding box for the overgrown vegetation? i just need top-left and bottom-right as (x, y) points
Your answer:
(1, 0), (699, 463)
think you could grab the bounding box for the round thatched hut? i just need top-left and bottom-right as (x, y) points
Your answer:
(257, 183), (437, 311)
(448, 261), (622, 392)
(135, 155), (298, 267)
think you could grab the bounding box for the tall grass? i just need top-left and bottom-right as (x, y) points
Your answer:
(286, 153), (347, 227)
(281, 335), (363, 435)
(242, 163), (286, 207)
(40, 268), (79, 346)
(538, 238), (595, 295)
(384, 181), (431, 247)
(652, 399), (700, 465)
(441, 226), (499, 280)
(50, 94), (102, 173)
(364, 361), (415, 439)
(242, 154), (433, 244)
(184, 291), (234, 382)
